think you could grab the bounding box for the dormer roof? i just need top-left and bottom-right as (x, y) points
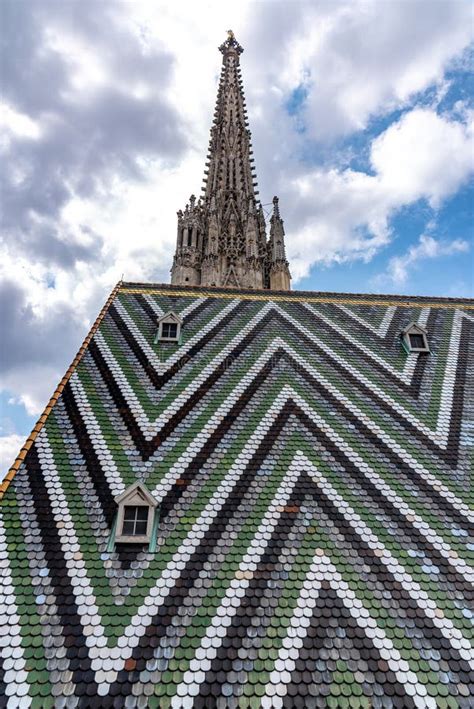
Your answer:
(157, 311), (183, 325)
(114, 481), (158, 508)
(401, 321), (428, 335)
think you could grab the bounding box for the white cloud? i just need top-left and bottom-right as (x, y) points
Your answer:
(371, 108), (474, 207)
(375, 234), (470, 287)
(0, 435), (26, 474)
(0, 103), (42, 140)
(284, 108), (474, 280)
(281, 0), (473, 140)
(1, 0), (473, 457)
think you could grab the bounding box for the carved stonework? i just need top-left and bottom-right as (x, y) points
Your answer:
(170, 33), (291, 291)
(179, 248), (201, 268)
(269, 261), (291, 291)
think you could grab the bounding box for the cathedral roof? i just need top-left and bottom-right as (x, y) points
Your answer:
(1, 281), (473, 707)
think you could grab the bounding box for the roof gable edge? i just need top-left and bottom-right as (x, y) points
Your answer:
(0, 280), (123, 499)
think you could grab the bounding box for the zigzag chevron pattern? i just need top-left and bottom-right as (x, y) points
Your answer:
(1, 283), (473, 708)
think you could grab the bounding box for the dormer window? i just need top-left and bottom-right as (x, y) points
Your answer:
(162, 321), (178, 339)
(401, 322), (430, 353)
(408, 333), (425, 349)
(114, 482), (158, 544)
(122, 506), (149, 536)
(155, 312), (182, 343)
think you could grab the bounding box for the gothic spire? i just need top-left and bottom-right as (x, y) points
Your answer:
(171, 32), (291, 290)
(268, 196), (291, 290)
(203, 30), (257, 204)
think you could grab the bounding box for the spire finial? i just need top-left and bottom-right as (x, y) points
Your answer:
(219, 30), (243, 55)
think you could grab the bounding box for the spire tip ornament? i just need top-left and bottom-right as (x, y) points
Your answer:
(219, 29), (243, 56)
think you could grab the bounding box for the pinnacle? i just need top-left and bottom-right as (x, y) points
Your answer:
(272, 196), (281, 218)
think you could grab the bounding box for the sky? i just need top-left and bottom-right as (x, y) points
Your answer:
(1, 0), (473, 475)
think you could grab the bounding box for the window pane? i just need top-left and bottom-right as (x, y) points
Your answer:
(136, 507), (149, 522)
(123, 506), (137, 522)
(122, 520), (135, 535)
(122, 506), (149, 536)
(409, 334), (425, 349)
(162, 322), (178, 338)
(135, 519), (148, 535)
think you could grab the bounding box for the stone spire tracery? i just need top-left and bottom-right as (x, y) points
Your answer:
(171, 31), (291, 290)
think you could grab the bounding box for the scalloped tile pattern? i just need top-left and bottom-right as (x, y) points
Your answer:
(1, 283), (473, 708)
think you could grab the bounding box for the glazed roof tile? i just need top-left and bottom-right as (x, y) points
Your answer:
(1, 281), (473, 707)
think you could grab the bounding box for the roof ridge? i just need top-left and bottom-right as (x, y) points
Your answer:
(119, 281), (474, 308)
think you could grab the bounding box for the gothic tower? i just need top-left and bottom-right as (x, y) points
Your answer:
(171, 31), (291, 290)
